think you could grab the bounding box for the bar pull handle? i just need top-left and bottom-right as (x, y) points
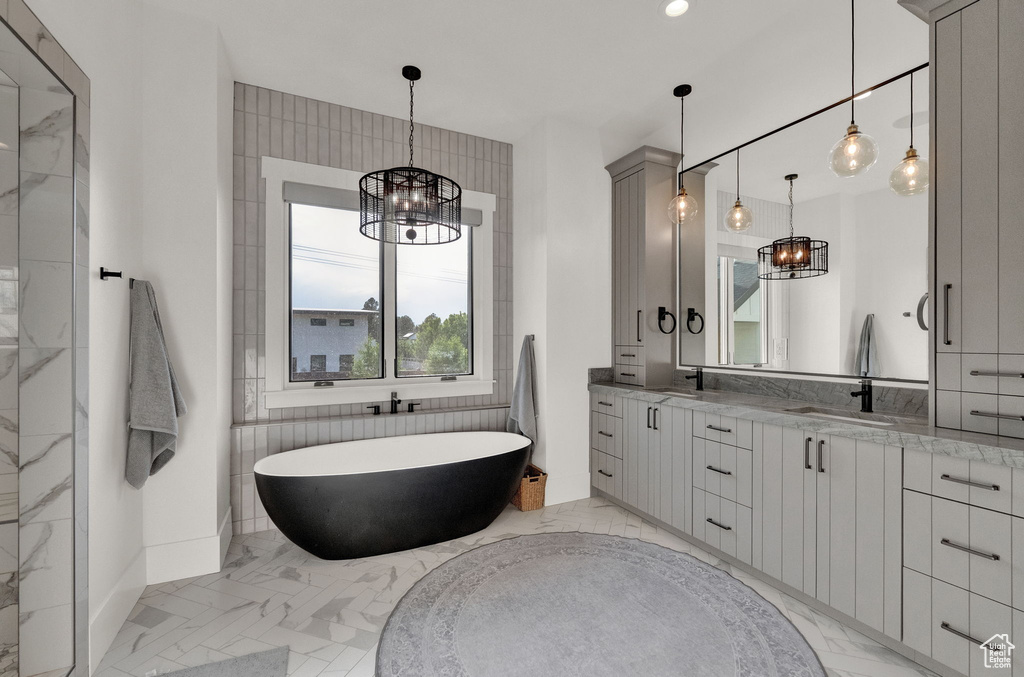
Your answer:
(706, 425), (732, 433)
(706, 465), (733, 476)
(653, 408), (658, 430)
(970, 410), (1024, 421)
(598, 401), (613, 407)
(637, 310), (642, 343)
(940, 473), (1000, 491)
(804, 437), (813, 470)
(647, 406), (652, 429)
(940, 622), (983, 646)
(597, 469), (613, 478)
(940, 538), (1000, 560)
(943, 283), (952, 346)
(620, 353), (637, 358)
(619, 372), (637, 377)
(970, 370), (1024, 378)
(817, 439), (826, 473)
(597, 431), (613, 438)
(706, 518), (732, 531)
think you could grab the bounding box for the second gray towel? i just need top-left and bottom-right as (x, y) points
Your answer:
(506, 335), (538, 456)
(126, 280), (187, 489)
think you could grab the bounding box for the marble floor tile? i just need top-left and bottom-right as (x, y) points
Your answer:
(93, 497), (940, 677)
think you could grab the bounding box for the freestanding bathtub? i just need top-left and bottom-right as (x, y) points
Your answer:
(254, 431), (531, 560)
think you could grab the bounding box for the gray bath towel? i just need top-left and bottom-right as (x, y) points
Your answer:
(855, 313), (879, 378)
(506, 335), (538, 455)
(126, 280), (187, 489)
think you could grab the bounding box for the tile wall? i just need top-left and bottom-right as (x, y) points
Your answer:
(230, 83), (514, 535)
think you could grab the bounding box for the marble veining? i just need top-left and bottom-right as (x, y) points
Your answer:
(671, 370), (929, 417)
(593, 382), (1024, 469)
(19, 93), (72, 177)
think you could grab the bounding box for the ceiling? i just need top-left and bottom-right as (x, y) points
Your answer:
(154, 0), (928, 166)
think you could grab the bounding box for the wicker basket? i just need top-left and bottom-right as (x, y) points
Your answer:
(511, 464), (547, 511)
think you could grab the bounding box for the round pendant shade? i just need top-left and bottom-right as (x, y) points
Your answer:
(758, 236), (829, 280)
(359, 166), (462, 244)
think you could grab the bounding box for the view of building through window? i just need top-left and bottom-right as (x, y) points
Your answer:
(289, 203), (471, 382)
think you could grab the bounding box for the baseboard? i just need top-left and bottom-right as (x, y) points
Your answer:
(146, 507), (234, 585)
(544, 471), (591, 506)
(90, 548), (146, 674)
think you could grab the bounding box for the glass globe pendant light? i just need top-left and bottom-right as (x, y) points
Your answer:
(359, 66), (462, 245)
(890, 71), (929, 196)
(724, 148), (753, 232)
(828, 0), (878, 178)
(668, 84), (699, 226)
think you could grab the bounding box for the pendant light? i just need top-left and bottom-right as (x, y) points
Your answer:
(828, 0), (878, 178)
(757, 174), (829, 280)
(724, 148), (753, 232)
(890, 71), (929, 196)
(668, 84), (699, 226)
(359, 66), (462, 245)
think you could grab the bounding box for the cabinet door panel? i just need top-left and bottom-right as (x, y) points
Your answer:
(883, 446), (903, 641)
(659, 408), (674, 521)
(759, 424), (784, 581)
(637, 404), (650, 514)
(670, 408), (690, 533)
(969, 505), (1011, 604)
(960, 0), (1000, 354)
(935, 11), (962, 354)
(933, 496), (971, 590)
(932, 578), (971, 676)
(625, 399), (640, 507)
(781, 427), (810, 593)
(647, 408), (662, 520)
(854, 440), (885, 633)
(751, 423), (763, 571)
(1001, 0), (1024, 354)
(970, 594), (1013, 677)
(903, 568), (932, 656)
(904, 490), (932, 576)
(692, 437), (706, 492)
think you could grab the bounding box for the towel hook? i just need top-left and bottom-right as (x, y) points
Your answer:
(99, 267), (122, 281)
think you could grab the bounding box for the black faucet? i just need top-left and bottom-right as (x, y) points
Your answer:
(851, 380), (873, 413)
(407, 401), (421, 413)
(390, 391), (402, 415)
(684, 367), (704, 391)
(366, 404), (381, 416)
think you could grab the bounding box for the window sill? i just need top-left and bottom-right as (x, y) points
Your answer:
(264, 379), (496, 409)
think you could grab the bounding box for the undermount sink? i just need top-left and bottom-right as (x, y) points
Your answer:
(786, 406), (898, 426)
(646, 387), (696, 399)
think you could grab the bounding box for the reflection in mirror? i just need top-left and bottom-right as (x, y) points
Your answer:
(681, 67), (929, 382)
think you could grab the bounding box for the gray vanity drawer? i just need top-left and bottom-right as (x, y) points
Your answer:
(692, 438), (752, 507)
(904, 448), (1016, 515)
(614, 345), (645, 366)
(590, 392), (622, 418)
(693, 411), (752, 449)
(591, 448), (622, 500)
(942, 353), (1024, 397)
(692, 488), (752, 565)
(936, 391), (1024, 439)
(590, 412), (622, 459)
(614, 364), (645, 386)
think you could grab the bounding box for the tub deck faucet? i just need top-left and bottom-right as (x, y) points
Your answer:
(390, 391), (402, 414)
(851, 380), (873, 413)
(685, 367), (704, 391)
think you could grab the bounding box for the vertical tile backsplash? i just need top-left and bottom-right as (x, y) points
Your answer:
(231, 83), (514, 536)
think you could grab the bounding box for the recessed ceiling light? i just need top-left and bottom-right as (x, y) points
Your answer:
(660, 0), (690, 18)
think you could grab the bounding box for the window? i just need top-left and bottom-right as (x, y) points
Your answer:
(717, 256), (767, 366)
(262, 159), (495, 407)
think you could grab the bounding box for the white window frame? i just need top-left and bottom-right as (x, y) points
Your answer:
(262, 157), (495, 408)
(716, 246), (769, 367)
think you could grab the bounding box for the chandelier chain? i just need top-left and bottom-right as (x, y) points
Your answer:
(409, 79), (415, 168)
(788, 177), (795, 238)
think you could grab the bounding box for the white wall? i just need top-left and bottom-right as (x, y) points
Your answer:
(513, 118), (611, 505)
(28, 0), (235, 668)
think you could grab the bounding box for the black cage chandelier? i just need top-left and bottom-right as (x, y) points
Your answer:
(359, 66), (462, 245)
(757, 174), (829, 280)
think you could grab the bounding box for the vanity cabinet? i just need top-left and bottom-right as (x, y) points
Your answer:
(756, 424), (902, 639)
(606, 147), (680, 388)
(931, 0), (1024, 438)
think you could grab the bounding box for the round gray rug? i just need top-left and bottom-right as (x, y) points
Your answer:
(376, 532), (825, 677)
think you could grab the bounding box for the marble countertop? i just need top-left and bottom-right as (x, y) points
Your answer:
(589, 382), (1024, 469)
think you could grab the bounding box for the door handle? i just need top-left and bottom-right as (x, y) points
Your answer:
(970, 370), (1024, 378)
(970, 410), (1024, 421)
(706, 518), (733, 531)
(940, 538), (1000, 561)
(637, 310), (642, 343)
(653, 408), (658, 430)
(598, 401), (614, 407)
(706, 425), (732, 433)
(916, 292), (928, 331)
(804, 437), (813, 470)
(817, 439), (826, 473)
(619, 372), (636, 377)
(597, 431), (613, 438)
(939, 473), (1000, 491)
(706, 465), (733, 476)
(943, 283), (952, 346)
(597, 469), (613, 478)
(647, 406), (652, 429)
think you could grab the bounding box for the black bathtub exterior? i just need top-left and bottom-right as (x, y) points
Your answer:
(255, 440), (530, 560)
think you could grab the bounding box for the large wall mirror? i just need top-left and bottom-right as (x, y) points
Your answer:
(679, 66), (929, 382)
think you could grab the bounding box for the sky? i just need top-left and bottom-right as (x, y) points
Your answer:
(290, 204), (470, 326)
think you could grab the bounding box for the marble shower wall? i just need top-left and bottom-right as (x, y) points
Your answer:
(17, 84), (75, 677)
(230, 83), (515, 536)
(0, 83), (16, 677)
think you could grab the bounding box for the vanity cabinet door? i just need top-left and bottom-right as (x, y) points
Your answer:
(1000, 0), (1024, 354)
(935, 10), (962, 355)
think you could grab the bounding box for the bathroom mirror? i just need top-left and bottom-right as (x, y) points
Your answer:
(680, 67), (929, 382)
